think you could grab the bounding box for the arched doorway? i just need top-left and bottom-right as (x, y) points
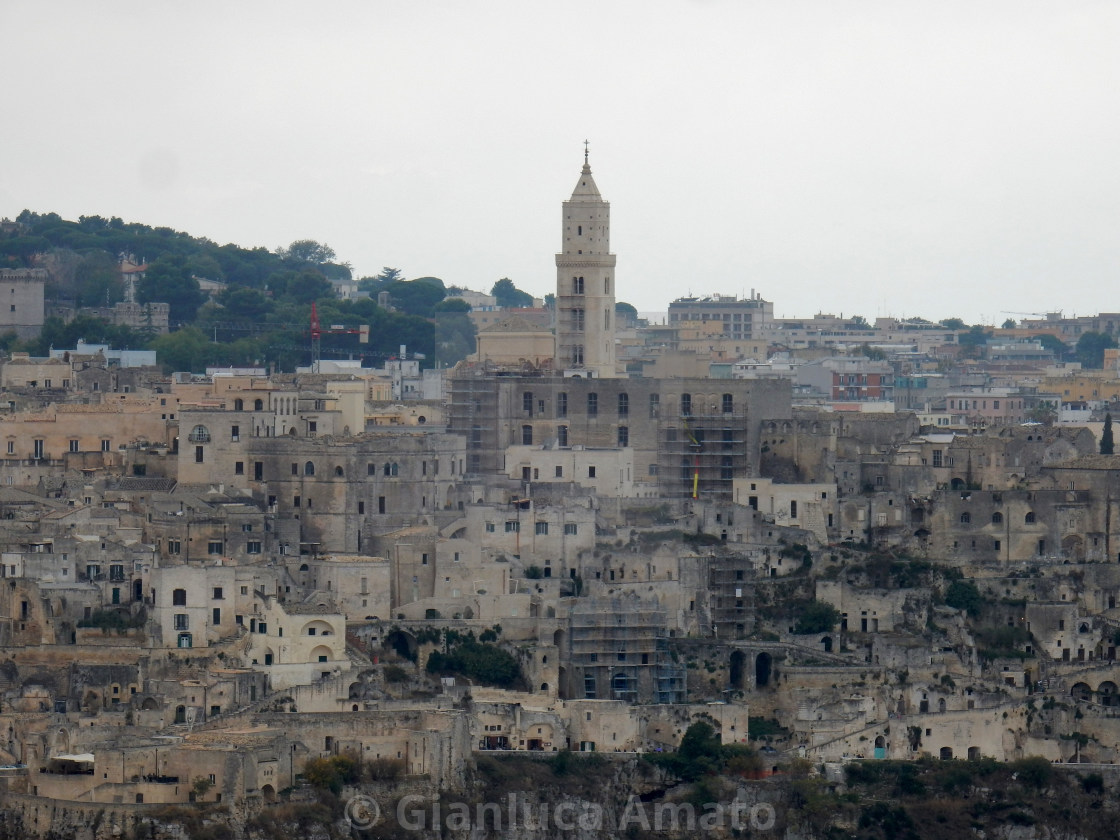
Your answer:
(729, 651), (746, 690)
(939, 747), (953, 760)
(821, 636), (833, 653)
(1072, 682), (1092, 702)
(755, 652), (772, 688)
(262, 784), (276, 803)
(1099, 681), (1118, 706)
(174, 705), (187, 724)
(557, 666), (568, 701)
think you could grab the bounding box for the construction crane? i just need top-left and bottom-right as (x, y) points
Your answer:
(310, 302), (369, 370)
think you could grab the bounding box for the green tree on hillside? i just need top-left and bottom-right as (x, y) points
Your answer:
(137, 254), (206, 324)
(1076, 332), (1117, 369)
(491, 277), (533, 309)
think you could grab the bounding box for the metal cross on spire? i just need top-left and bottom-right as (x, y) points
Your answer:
(584, 139), (589, 164)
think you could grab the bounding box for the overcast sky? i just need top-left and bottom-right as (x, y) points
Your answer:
(3, 1), (1118, 325)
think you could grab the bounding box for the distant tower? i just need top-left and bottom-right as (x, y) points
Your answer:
(555, 144), (617, 378)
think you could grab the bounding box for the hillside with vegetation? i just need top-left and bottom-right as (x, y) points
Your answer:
(0, 211), (485, 371)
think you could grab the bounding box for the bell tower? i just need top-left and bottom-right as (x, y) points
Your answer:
(555, 144), (617, 378)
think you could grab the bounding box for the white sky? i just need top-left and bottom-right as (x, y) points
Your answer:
(3, 0), (1119, 325)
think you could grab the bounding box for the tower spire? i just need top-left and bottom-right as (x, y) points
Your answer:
(583, 139), (590, 169)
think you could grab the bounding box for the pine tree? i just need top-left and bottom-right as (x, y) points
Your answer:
(1102, 413), (1114, 455)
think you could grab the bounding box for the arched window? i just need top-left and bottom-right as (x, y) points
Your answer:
(188, 425), (211, 443)
(992, 512), (1003, 524)
(334, 466), (344, 477)
(680, 393), (692, 416)
(234, 398), (243, 411)
(960, 512), (971, 524)
(254, 399), (264, 411)
(1025, 512), (1036, 524)
(304, 461), (315, 476)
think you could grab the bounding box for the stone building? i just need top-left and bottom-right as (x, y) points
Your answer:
(0, 268), (46, 339)
(555, 150), (617, 378)
(448, 372), (791, 500)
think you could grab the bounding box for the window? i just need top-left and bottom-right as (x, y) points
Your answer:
(571, 344), (583, 365)
(247, 541), (262, 554)
(505, 520), (520, 533)
(1025, 512), (1036, 524)
(680, 393), (692, 416)
(174, 614), (189, 631)
(304, 461), (315, 476)
(168, 540), (181, 555)
(572, 308), (584, 332)
(522, 425), (533, 445)
(617, 426), (629, 447)
(213, 587), (223, 600)
(960, 512), (971, 524)
(649, 394), (660, 418)
(231, 424), (240, 441)
(523, 392), (533, 415)
(932, 450), (943, 467)
(535, 521), (549, 535)
(564, 523), (578, 535)
(722, 393), (734, 414)
(588, 466), (597, 478)
(4, 441), (11, 454)
(234, 399), (243, 411)
(292, 463), (299, 475)
(587, 393), (598, 416)
(69, 439), (79, 453)
(558, 425), (568, 447)
(208, 541), (223, 555)
(194, 445), (204, 463)
(188, 425), (211, 443)
(378, 496), (386, 514)
(618, 393), (629, 417)
(992, 512), (1003, 524)
(557, 392), (568, 418)
(213, 608), (221, 625)
(173, 589), (187, 606)
(555, 466), (563, 478)
(573, 276), (584, 294)
(33, 439), (43, 459)
(234, 461), (244, 475)
(101, 439), (111, 452)
(486, 522), (496, 533)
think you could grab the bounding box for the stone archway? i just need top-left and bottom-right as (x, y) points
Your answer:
(729, 650), (746, 690)
(755, 652), (773, 688)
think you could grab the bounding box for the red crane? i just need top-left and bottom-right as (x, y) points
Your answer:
(310, 302), (369, 369)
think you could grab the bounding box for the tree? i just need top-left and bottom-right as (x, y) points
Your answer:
(940, 317), (967, 330)
(794, 600), (840, 634)
(490, 277), (533, 309)
(1102, 413), (1115, 455)
(279, 239), (336, 265)
(944, 580), (983, 617)
(1037, 333), (1069, 360)
(137, 254), (205, 324)
(1076, 331), (1118, 369)
(382, 278), (447, 318)
(1001, 318), (1016, 329)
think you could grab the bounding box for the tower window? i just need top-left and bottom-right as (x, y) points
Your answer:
(573, 277), (584, 295)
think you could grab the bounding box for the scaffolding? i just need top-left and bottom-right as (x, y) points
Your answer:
(657, 408), (753, 500)
(568, 596), (686, 704)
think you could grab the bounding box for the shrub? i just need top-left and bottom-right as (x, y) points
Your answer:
(944, 580), (983, 617)
(795, 600), (840, 634)
(383, 664), (409, 683)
